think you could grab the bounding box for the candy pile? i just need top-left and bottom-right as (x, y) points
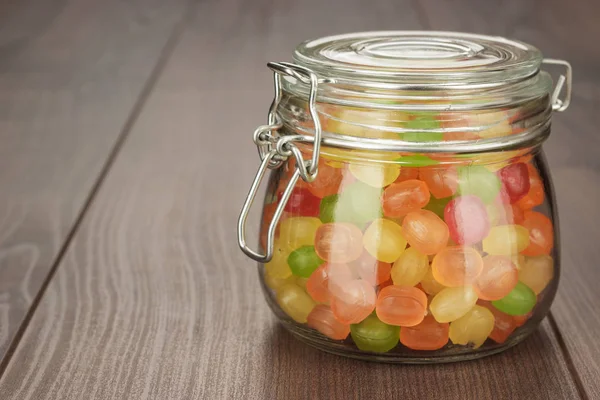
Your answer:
(260, 148), (555, 353)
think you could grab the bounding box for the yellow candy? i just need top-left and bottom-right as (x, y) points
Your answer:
(349, 162), (400, 188)
(391, 247), (429, 287)
(519, 255), (554, 294)
(482, 225), (530, 255)
(362, 218), (407, 263)
(264, 241), (293, 279)
(279, 217), (322, 250)
(264, 272), (294, 290)
(296, 277), (309, 290)
(276, 283), (316, 323)
(449, 305), (495, 348)
(473, 111), (512, 139)
(430, 286), (478, 323)
(420, 267), (446, 296)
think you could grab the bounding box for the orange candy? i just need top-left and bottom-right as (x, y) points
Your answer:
(307, 160), (344, 198)
(375, 285), (428, 327)
(306, 263), (355, 303)
(513, 312), (532, 327)
(431, 246), (484, 287)
(382, 179), (431, 218)
(474, 255), (519, 301)
(330, 279), (377, 324)
(395, 167), (419, 183)
(314, 223), (364, 263)
(516, 164), (545, 210)
(521, 211), (554, 256)
(399, 315), (450, 350)
(479, 301), (518, 344)
(351, 251), (392, 287)
(419, 166), (459, 199)
(402, 209), (449, 255)
(307, 304), (351, 340)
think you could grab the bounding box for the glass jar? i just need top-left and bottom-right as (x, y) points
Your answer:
(237, 31), (571, 363)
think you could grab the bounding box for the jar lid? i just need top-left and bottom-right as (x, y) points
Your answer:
(293, 31), (543, 89)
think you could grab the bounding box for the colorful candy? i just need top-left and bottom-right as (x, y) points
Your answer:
(307, 305), (351, 340)
(279, 217), (322, 249)
(402, 209), (449, 255)
(420, 268), (446, 296)
(306, 263), (355, 303)
(479, 301), (518, 344)
(457, 165), (501, 204)
(349, 161), (400, 188)
(283, 188), (322, 217)
(497, 162), (530, 204)
(399, 315), (449, 350)
(430, 286), (478, 323)
(276, 283), (317, 323)
(391, 247), (429, 287)
(314, 222), (363, 263)
(449, 305), (495, 348)
(330, 279), (377, 324)
(287, 246), (324, 278)
(376, 285), (428, 327)
(264, 241), (293, 279)
(521, 211), (554, 256)
(516, 164), (545, 209)
(518, 255), (554, 294)
(306, 160), (343, 198)
(350, 314), (400, 353)
(352, 251), (392, 286)
(419, 166), (459, 199)
(363, 218), (407, 263)
(491, 281), (537, 316)
(444, 195), (490, 245)
(382, 180), (431, 217)
(482, 225), (530, 255)
(431, 246), (484, 287)
(474, 255), (519, 301)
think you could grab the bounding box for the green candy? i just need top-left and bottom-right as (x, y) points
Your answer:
(396, 155), (439, 167)
(492, 282), (537, 316)
(319, 194), (339, 224)
(457, 165), (501, 203)
(401, 115), (443, 142)
(319, 182), (382, 227)
(287, 246), (324, 278)
(424, 196), (452, 219)
(350, 314), (400, 353)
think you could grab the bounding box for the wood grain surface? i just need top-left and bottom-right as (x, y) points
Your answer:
(0, 0), (598, 399)
(0, 0), (191, 361)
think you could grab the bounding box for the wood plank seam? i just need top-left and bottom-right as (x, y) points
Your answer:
(0, 0), (199, 378)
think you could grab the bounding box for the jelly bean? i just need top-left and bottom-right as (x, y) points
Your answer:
(363, 218), (407, 263)
(394, 167), (419, 183)
(497, 163), (530, 204)
(432, 246), (484, 287)
(382, 180), (431, 218)
(307, 304), (351, 340)
(376, 285), (427, 327)
(430, 286), (478, 323)
(276, 283), (316, 323)
(264, 241), (293, 279)
(350, 314), (400, 353)
(521, 211), (554, 256)
(307, 160), (344, 198)
(491, 281), (536, 316)
(478, 301), (517, 344)
(314, 222), (363, 263)
(482, 225), (530, 255)
(420, 268), (446, 296)
(474, 255), (518, 301)
(399, 315), (449, 350)
(457, 165), (501, 204)
(264, 272), (294, 291)
(391, 247), (429, 287)
(449, 305), (495, 348)
(287, 246), (324, 278)
(516, 164), (545, 210)
(349, 162), (400, 188)
(402, 209), (449, 255)
(330, 279), (377, 324)
(306, 263), (355, 303)
(423, 196), (451, 219)
(352, 250), (392, 286)
(282, 188), (321, 217)
(279, 217), (322, 250)
(419, 166), (459, 199)
(518, 255), (554, 294)
(444, 195), (490, 245)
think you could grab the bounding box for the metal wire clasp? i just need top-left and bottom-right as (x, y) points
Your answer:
(542, 58), (572, 112)
(237, 62), (323, 263)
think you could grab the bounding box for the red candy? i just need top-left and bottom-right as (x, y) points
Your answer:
(497, 163), (530, 204)
(281, 188), (321, 217)
(444, 195), (490, 245)
(382, 179), (431, 218)
(516, 164), (545, 210)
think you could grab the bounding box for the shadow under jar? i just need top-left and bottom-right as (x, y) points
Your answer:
(238, 31), (572, 363)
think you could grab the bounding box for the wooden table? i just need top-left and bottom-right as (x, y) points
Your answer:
(0, 0), (598, 398)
